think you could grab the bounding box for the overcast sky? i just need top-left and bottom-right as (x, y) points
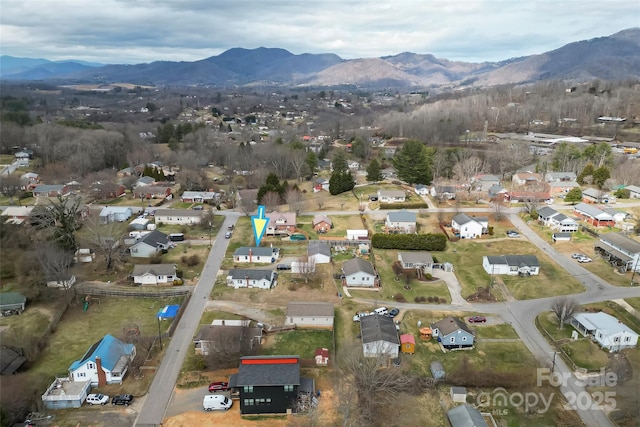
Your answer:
(1, 0), (638, 65)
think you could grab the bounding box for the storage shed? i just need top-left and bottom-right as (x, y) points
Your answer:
(400, 334), (415, 354)
(0, 292), (26, 316)
(430, 361), (445, 380)
(450, 386), (467, 403)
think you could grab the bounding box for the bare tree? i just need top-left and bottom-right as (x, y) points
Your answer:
(492, 198), (506, 221)
(79, 213), (128, 272)
(522, 197), (541, 215)
(315, 192), (327, 210)
(289, 149), (309, 182)
(295, 255), (316, 283)
(261, 191), (281, 212)
(453, 155), (487, 182)
(239, 189), (258, 216)
(35, 244), (74, 302)
(286, 188), (306, 215)
(0, 174), (22, 206)
(551, 297), (578, 329)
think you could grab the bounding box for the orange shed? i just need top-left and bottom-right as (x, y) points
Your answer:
(419, 327), (433, 341)
(400, 334), (416, 354)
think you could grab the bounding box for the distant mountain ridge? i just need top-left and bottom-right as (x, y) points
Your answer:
(0, 55), (103, 79)
(2, 28), (639, 88)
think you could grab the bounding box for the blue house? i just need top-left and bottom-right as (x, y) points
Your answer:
(69, 334), (136, 386)
(431, 317), (475, 350)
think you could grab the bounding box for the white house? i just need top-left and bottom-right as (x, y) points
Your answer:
(602, 207), (631, 224)
(548, 213), (579, 233)
(226, 269), (277, 289)
(595, 232), (640, 272)
(348, 160), (360, 170)
(308, 241), (331, 264)
(512, 172), (542, 186)
(571, 312), (638, 352)
(398, 252), (433, 275)
(415, 184), (429, 196)
(377, 190), (406, 203)
(451, 213), (487, 239)
(285, 301), (334, 329)
(346, 229), (369, 240)
(180, 191), (218, 203)
(482, 255), (540, 276)
(385, 210), (417, 234)
(129, 230), (171, 258)
(342, 257), (377, 287)
(131, 264), (177, 285)
(626, 185), (640, 199)
(68, 334), (136, 386)
(536, 206), (559, 226)
(154, 208), (203, 225)
(233, 247), (280, 263)
(360, 314), (399, 358)
(99, 206), (133, 224)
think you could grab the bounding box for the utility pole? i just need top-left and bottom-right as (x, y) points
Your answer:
(551, 351), (558, 372)
(631, 256), (639, 286)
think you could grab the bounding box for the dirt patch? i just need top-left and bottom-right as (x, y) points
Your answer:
(163, 410), (289, 427)
(465, 286), (498, 302)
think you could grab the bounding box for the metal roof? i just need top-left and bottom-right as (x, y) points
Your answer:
(287, 301), (334, 317)
(236, 356), (300, 387)
(343, 257), (376, 276)
(360, 314), (399, 345)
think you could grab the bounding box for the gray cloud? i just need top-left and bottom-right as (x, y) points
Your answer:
(0, 0), (637, 64)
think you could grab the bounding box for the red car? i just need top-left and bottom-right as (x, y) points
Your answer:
(209, 382), (229, 392)
(468, 316), (486, 323)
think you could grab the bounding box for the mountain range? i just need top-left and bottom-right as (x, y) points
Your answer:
(2, 28), (639, 89)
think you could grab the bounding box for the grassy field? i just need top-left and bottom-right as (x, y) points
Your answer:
(624, 297), (640, 312)
(260, 330), (334, 359)
(473, 323), (520, 339)
(559, 339), (610, 370)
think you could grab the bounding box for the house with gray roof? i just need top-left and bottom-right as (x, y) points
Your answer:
(99, 206), (132, 224)
(626, 185), (640, 199)
(451, 213), (488, 239)
(342, 257), (377, 287)
(482, 255), (540, 276)
(472, 174), (500, 192)
(595, 232), (640, 272)
(0, 292), (27, 316)
(574, 203), (615, 227)
(548, 213), (578, 232)
(545, 171), (577, 183)
(582, 187), (611, 203)
(360, 314), (399, 358)
(32, 184), (70, 198)
(129, 230), (171, 258)
(286, 301), (334, 329)
(377, 189), (406, 203)
(432, 317), (475, 350)
(385, 210), (417, 233)
(193, 321), (262, 356)
(233, 247), (280, 263)
(308, 241), (331, 264)
(226, 269), (277, 289)
(536, 206), (559, 225)
(131, 264), (177, 285)
(154, 208), (203, 225)
(180, 191), (218, 203)
(447, 404), (489, 427)
(571, 312), (638, 352)
(398, 252), (433, 275)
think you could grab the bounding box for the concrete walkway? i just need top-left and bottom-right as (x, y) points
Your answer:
(613, 299), (640, 320)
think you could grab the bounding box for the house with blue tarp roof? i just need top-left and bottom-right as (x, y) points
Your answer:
(68, 334), (136, 386)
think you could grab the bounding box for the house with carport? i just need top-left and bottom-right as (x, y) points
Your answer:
(570, 312), (638, 352)
(68, 334), (136, 386)
(482, 255), (540, 276)
(285, 301), (334, 329)
(595, 232), (640, 272)
(131, 264), (177, 285)
(573, 203), (615, 227)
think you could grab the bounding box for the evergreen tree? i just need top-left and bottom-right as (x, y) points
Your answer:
(366, 158), (383, 182)
(577, 163), (595, 185)
(329, 170), (355, 195)
(332, 149), (348, 173)
(393, 140), (432, 184)
(564, 188), (582, 204)
(306, 151), (318, 175)
(593, 166), (610, 189)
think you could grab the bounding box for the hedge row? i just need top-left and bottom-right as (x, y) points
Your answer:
(371, 233), (447, 251)
(379, 202), (428, 210)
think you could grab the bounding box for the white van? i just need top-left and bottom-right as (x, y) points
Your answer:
(203, 394), (232, 411)
(374, 307), (388, 316)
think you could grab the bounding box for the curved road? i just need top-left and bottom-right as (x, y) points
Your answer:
(134, 202), (640, 427)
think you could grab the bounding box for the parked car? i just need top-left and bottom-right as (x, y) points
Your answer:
(374, 307), (388, 316)
(112, 394), (134, 406)
(192, 205), (204, 210)
(276, 263), (291, 270)
(571, 253), (586, 259)
(577, 256), (592, 263)
(468, 316), (487, 323)
(86, 393), (109, 405)
(353, 311), (373, 322)
(225, 231), (232, 239)
(208, 381), (229, 392)
(388, 308), (400, 317)
(506, 230), (520, 238)
(227, 225), (234, 231)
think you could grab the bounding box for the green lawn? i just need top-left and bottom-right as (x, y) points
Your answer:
(536, 312), (576, 341)
(560, 339), (610, 370)
(474, 323), (520, 339)
(625, 297), (640, 312)
(260, 330), (333, 359)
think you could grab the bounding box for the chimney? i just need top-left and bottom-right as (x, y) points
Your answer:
(95, 356), (107, 387)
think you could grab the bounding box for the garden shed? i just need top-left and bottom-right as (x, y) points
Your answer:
(400, 334), (415, 354)
(0, 292), (26, 316)
(430, 361), (445, 380)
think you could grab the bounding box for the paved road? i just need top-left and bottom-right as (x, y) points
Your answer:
(134, 212), (241, 427)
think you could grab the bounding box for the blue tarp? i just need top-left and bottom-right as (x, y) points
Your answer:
(157, 304), (180, 320)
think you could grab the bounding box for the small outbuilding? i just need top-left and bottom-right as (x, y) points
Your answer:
(0, 292), (26, 316)
(400, 334), (416, 354)
(430, 361), (445, 380)
(419, 327), (433, 340)
(450, 386), (468, 403)
(552, 232), (572, 242)
(314, 348), (330, 366)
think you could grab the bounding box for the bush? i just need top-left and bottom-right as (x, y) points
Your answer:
(424, 273), (433, 280)
(427, 296), (434, 303)
(380, 202), (428, 209)
(414, 296), (421, 303)
(439, 298), (447, 304)
(371, 233), (447, 251)
(420, 296), (427, 302)
(394, 293), (406, 303)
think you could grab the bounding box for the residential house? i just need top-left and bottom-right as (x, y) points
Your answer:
(342, 257), (377, 287)
(431, 317), (475, 350)
(154, 208), (203, 225)
(312, 215), (332, 232)
(133, 185), (172, 200)
(548, 213), (579, 232)
(312, 177), (330, 192)
(99, 206), (132, 224)
(19, 172), (39, 189)
(226, 269), (278, 289)
(398, 252), (433, 276)
(0, 206), (34, 224)
(507, 184), (551, 202)
(385, 210), (417, 234)
(582, 188), (610, 203)
(41, 377), (92, 409)
(32, 184), (70, 198)
(571, 312), (639, 352)
(595, 232), (640, 272)
(626, 185), (640, 199)
(573, 203), (615, 227)
(129, 230), (171, 258)
(180, 191), (218, 203)
(482, 255), (540, 276)
(537, 206), (559, 226)
(131, 264), (177, 285)
(68, 334), (136, 386)
(0, 292), (27, 315)
(400, 334), (415, 354)
(488, 184), (507, 199)
(285, 301), (334, 329)
(602, 207), (631, 224)
(415, 184), (429, 196)
(360, 314), (400, 359)
(308, 241), (331, 264)
(512, 172), (542, 186)
(430, 184), (457, 200)
(447, 404), (489, 427)
(90, 183), (126, 200)
(135, 176), (156, 187)
(545, 172), (578, 183)
(233, 247), (280, 264)
(472, 174), (500, 192)
(266, 212), (297, 236)
(451, 213), (487, 239)
(348, 160), (360, 170)
(117, 166), (136, 177)
(193, 320), (262, 356)
(377, 190), (406, 203)
(230, 355), (313, 415)
(549, 180), (580, 196)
